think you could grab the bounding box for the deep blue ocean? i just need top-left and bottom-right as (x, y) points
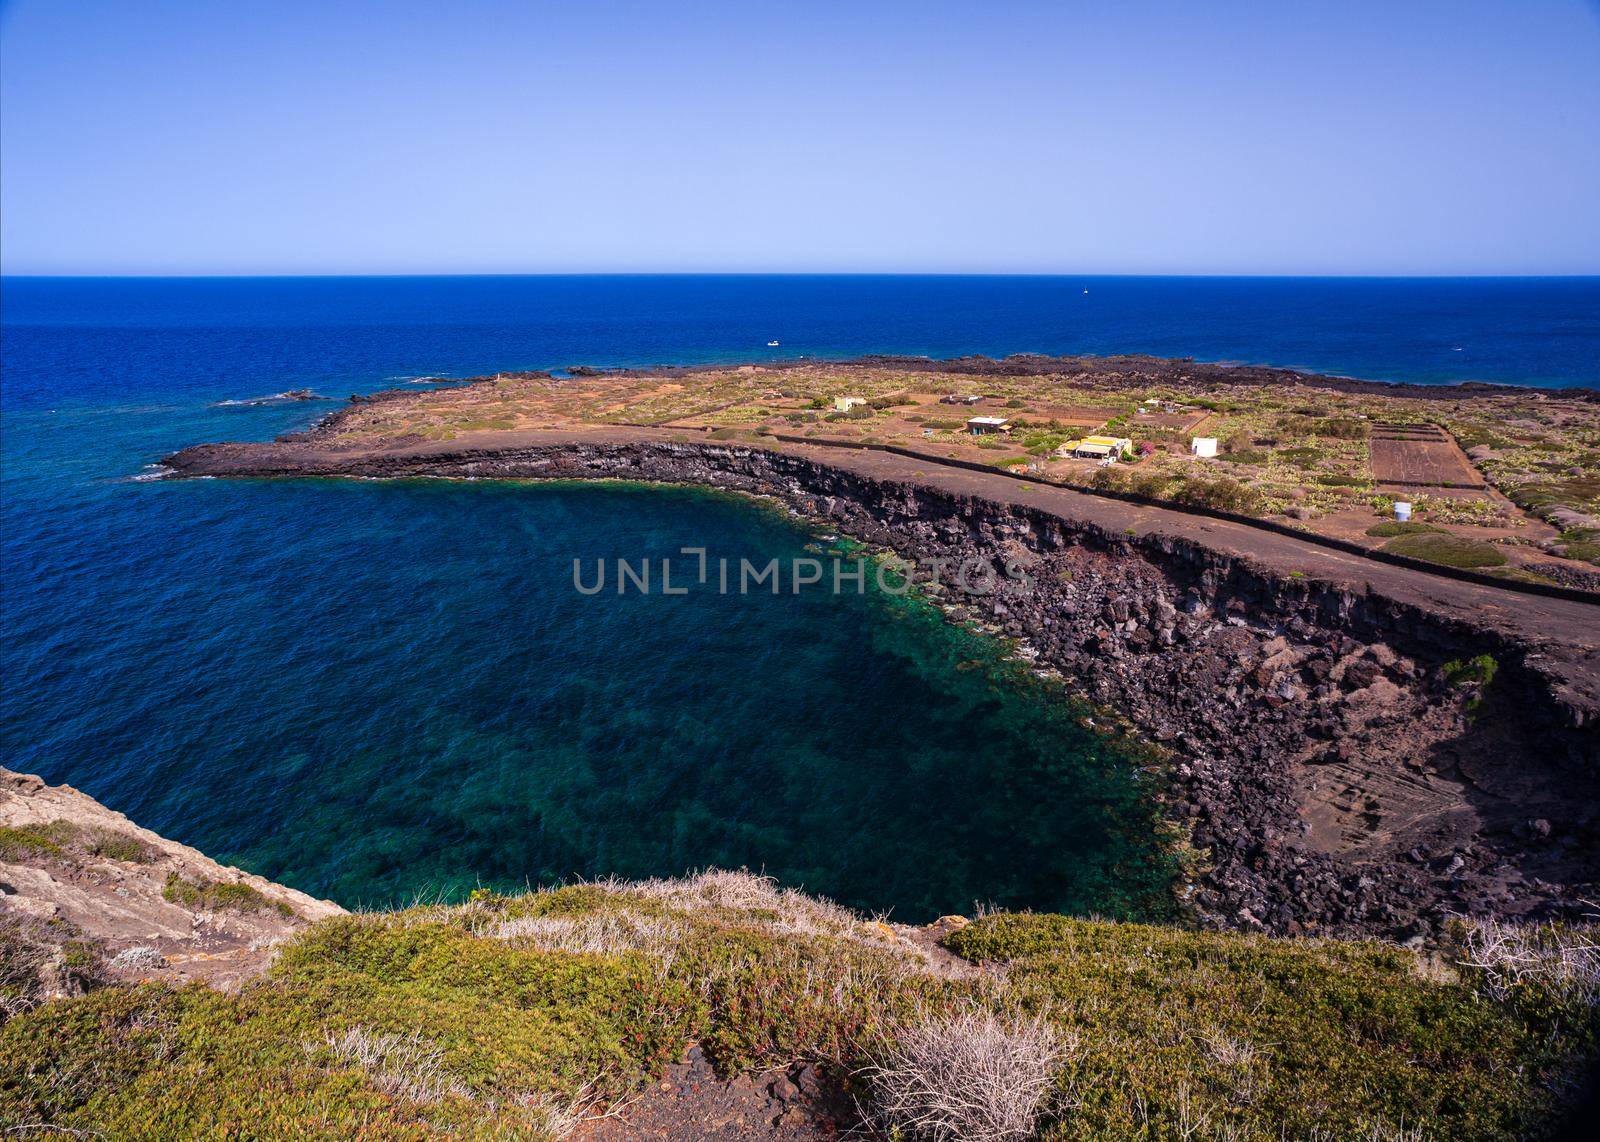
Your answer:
(3, 275), (1597, 920)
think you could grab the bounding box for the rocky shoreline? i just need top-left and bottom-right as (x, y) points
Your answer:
(162, 434), (1600, 941)
(448, 352), (1600, 402)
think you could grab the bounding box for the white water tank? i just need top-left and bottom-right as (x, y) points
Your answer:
(1394, 502), (1413, 522)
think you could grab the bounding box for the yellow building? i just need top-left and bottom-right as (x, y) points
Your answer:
(1070, 435), (1133, 460)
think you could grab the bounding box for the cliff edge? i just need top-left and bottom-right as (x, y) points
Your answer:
(1, 768), (344, 1000)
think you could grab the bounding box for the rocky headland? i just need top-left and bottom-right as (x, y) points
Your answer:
(8, 356), (1600, 1135)
(163, 423), (1600, 944)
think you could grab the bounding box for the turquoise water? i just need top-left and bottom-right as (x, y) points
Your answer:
(2, 467), (1174, 919)
(5, 274), (1596, 919)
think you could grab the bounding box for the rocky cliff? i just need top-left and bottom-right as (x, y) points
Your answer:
(1, 769), (345, 1003)
(162, 435), (1600, 940)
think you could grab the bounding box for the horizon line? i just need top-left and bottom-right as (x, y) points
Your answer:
(4, 270), (1599, 281)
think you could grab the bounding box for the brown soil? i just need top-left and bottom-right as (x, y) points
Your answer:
(1370, 426), (1485, 489)
(583, 1046), (857, 1141)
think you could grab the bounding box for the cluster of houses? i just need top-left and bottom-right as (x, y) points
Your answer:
(824, 391), (1219, 468)
(963, 416), (1134, 463)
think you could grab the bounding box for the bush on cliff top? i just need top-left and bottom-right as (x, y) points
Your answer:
(161, 873), (290, 917)
(948, 913), (1596, 1139)
(1366, 520), (1444, 538)
(2, 872), (1596, 1140)
(0, 819), (155, 864)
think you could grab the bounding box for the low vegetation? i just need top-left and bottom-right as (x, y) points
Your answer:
(1443, 653), (1499, 689)
(161, 872), (291, 916)
(303, 360), (1600, 580)
(1380, 531), (1509, 569)
(2, 870), (1595, 1139)
(1366, 521), (1443, 538)
(0, 818), (154, 864)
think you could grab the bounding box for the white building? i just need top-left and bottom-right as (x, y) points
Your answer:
(1191, 437), (1219, 458)
(967, 416), (1010, 435)
(833, 396), (867, 412)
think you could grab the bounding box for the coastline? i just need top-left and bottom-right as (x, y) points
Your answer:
(161, 422), (1600, 942)
(563, 350), (1600, 400)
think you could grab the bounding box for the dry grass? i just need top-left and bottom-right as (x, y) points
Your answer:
(309, 1026), (470, 1105)
(1458, 916), (1600, 1004)
(1197, 1027), (1263, 1106)
(480, 912), (686, 964)
(610, 868), (893, 937)
(509, 1080), (612, 1140)
(307, 1026), (606, 1136)
(861, 1003), (1072, 1141)
(547, 868), (933, 965)
(107, 946), (167, 972)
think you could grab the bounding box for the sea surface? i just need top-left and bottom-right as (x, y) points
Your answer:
(3, 275), (1597, 920)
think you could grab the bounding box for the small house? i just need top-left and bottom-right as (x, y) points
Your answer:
(967, 416), (1010, 435)
(1072, 435), (1133, 460)
(941, 394), (984, 406)
(833, 396), (867, 412)
(1191, 437), (1219, 458)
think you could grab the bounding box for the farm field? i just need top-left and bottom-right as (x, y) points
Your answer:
(1369, 423), (1487, 489)
(313, 356), (1600, 587)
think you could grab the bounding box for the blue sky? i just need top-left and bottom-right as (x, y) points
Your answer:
(2, 0), (1598, 275)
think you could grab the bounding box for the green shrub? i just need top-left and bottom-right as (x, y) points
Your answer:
(0, 821), (78, 861)
(943, 913), (1597, 1140)
(1, 881), (1597, 1139)
(163, 873), (292, 917)
(1221, 449), (1267, 465)
(0, 820), (155, 865)
(89, 829), (157, 863)
(1443, 654), (1499, 689)
(1366, 521), (1444, 538)
(1167, 476), (1266, 515)
(1275, 446), (1322, 467)
(1443, 654), (1499, 713)
(1382, 532), (1508, 569)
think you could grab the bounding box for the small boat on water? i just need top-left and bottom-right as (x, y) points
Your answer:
(767, 340), (780, 346)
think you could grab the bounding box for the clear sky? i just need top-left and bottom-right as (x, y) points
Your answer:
(2, 0), (1598, 275)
